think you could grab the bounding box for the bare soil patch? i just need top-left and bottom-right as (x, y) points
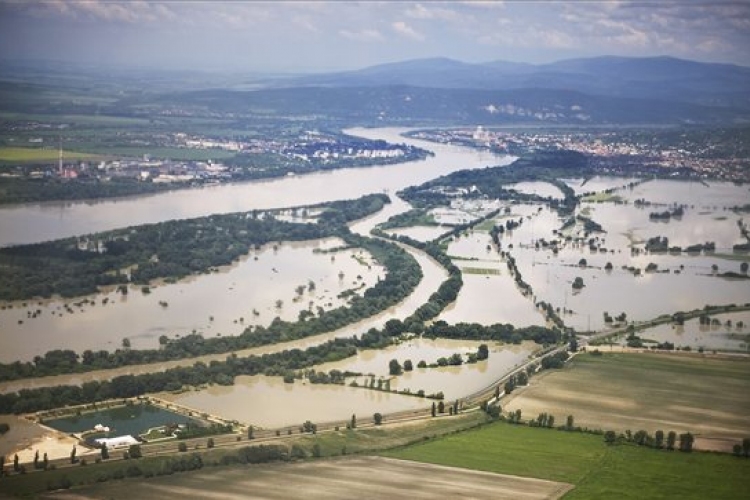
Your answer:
(42, 456), (572, 500)
(505, 352), (750, 451)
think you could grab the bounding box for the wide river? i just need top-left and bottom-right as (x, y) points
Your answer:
(0, 128), (505, 247)
(0, 129), (509, 364)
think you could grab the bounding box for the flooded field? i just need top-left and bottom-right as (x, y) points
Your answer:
(318, 338), (538, 400)
(162, 375), (427, 429)
(389, 225), (448, 243)
(163, 338), (537, 428)
(0, 238), (384, 362)
(631, 311), (750, 352)
(562, 176), (639, 196)
(507, 181), (565, 199)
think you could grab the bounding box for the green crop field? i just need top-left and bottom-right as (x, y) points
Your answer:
(384, 421), (750, 499)
(0, 147), (100, 162)
(82, 146), (236, 161)
(504, 352), (750, 445)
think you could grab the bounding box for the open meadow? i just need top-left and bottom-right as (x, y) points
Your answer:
(0, 147), (100, 163)
(385, 420), (750, 499)
(504, 352), (750, 450)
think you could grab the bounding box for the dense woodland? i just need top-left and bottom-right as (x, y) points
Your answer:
(0, 194), (389, 301)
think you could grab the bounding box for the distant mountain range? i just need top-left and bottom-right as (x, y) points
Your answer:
(2, 55), (748, 126)
(272, 56), (750, 110)
(158, 56), (749, 126)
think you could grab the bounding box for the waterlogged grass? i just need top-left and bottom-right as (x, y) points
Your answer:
(461, 267), (500, 275)
(0, 147), (100, 162)
(581, 192), (624, 203)
(384, 421), (750, 499)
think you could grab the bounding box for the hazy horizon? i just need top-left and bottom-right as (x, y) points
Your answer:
(1, 0), (749, 73)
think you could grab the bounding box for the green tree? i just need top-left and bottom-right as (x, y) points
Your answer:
(547, 415), (555, 428)
(100, 444), (109, 460)
(128, 444), (142, 459)
(247, 426), (254, 439)
(604, 430), (617, 445)
(666, 431), (677, 450)
(350, 414), (357, 429)
(431, 401), (436, 417)
(572, 277), (584, 289)
(742, 437), (750, 457)
(437, 401), (445, 414)
(741, 262), (749, 274)
(373, 413), (383, 425)
(569, 337), (578, 352)
(207, 438), (215, 449)
(403, 359), (413, 371)
(678, 432), (694, 452)
(654, 430), (664, 449)
(178, 442), (188, 453)
(566, 415), (575, 430)
(388, 359), (402, 376)
(477, 344), (489, 360)
(121, 338), (131, 349)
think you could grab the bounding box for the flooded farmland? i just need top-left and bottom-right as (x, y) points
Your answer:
(0, 130), (748, 434)
(162, 339), (538, 427)
(0, 238), (385, 362)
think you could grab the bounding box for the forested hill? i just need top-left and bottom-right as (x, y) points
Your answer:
(149, 85), (739, 126)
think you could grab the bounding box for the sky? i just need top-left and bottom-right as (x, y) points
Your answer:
(1, 0), (749, 73)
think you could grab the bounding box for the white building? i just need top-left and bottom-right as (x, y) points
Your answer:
(94, 435), (139, 449)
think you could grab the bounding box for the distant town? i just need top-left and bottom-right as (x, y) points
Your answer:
(409, 127), (750, 183)
(1, 130), (427, 184)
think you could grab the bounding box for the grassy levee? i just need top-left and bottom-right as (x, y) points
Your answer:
(384, 421), (750, 499)
(505, 352), (750, 444)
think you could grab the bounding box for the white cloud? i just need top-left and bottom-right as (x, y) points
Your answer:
(33, 0), (179, 24)
(406, 3), (460, 21)
(392, 21), (425, 41)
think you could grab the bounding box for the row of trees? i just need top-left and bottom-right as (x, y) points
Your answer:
(604, 429), (696, 452)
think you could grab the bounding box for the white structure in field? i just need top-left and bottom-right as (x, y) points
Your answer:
(94, 435), (139, 449)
